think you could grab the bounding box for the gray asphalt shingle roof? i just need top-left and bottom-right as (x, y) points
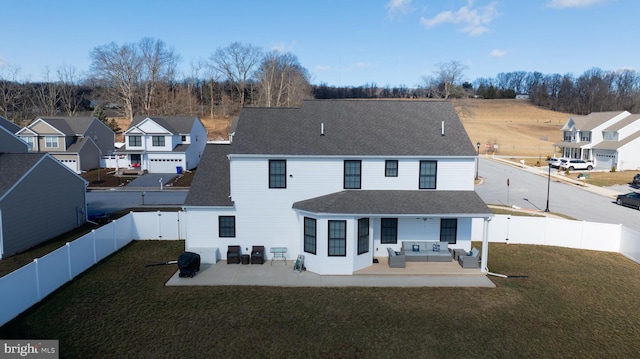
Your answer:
(292, 190), (491, 216)
(232, 100), (476, 156)
(37, 117), (95, 135)
(0, 116), (21, 133)
(129, 116), (197, 134)
(184, 144), (232, 207)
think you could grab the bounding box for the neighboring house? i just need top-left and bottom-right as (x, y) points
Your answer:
(183, 100), (493, 275)
(555, 111), (640, 170)
(0, 115), (21, 134)
(15, 116), (115, 173)
(0, 128), (88, 259)
(0, 120), (28, 153)
(120, 116), (207, 173)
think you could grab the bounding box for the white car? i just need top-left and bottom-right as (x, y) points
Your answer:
(560, 159), (593, 171)
(547, 157), (566, 168)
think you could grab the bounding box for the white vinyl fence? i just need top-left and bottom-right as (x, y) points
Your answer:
(2, 211), (640, 327)
(0, 211), (183, 327)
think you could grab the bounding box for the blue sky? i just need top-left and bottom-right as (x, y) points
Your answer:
(0, 0), (633, 87)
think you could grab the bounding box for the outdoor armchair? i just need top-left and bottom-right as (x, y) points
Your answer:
(227, 245), (242, 264)
(458, 247), (480, 268)
(251, 246), (265, 264)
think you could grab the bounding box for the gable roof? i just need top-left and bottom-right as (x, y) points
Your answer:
(292, 190), (491, 217)
(231, 100), (476, 157)
(32, 117), (97, 136)
(0, 116), (21, 133)
(603, 114), (640, 131)
(0, 126), (29, 153)
(183, 144), (233, 207)
(562, 111), (629, 131)
(129, 116), (198, 135)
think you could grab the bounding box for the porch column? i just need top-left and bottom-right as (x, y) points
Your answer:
(480, 217), (491, 273)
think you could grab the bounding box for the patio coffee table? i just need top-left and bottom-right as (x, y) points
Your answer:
(451, 249), (467, 261)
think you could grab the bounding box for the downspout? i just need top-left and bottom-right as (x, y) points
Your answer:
(482, 216), (528, 279)
(0, 208), (4, 258)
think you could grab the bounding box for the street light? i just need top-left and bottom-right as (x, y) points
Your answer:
(475, 141), (481, 180)
(544, 163), (551, 212)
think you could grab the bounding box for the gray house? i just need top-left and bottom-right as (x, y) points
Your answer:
(0, 124), (88, 258)
(15, 116), (115, 173)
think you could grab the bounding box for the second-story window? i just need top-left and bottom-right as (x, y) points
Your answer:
(152, 136), (165, 147)
(344, 160), (361, 189)
(580, 132), (591, 142)
(129, 135), (142, 146)
(419, 160), (437, 189)
(45, 136), (58, 148)
(269, 160), (286, 188)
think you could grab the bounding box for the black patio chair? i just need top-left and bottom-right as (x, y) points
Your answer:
(251, 245), (265, 264)
(227, 245), (241, 264)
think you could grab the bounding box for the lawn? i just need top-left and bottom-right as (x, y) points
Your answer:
(2, 240), (640, 358)
(81, 168), (196, 187)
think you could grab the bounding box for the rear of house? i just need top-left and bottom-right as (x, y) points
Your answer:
(183, 100), (492, 275)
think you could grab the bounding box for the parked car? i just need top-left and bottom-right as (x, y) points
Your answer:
(547, 157), (564, 168)
(632, 174), (640, 186)
(560, 159), (593, 171)
(616, 192), (640, 209)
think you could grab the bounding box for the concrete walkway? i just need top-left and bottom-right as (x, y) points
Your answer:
(165, 260), (496, 288)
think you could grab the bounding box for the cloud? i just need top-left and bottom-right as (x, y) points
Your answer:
(315, 65), (330, 72)
(490, 49), (507, 57)
(547, 0), (607, 8)
(386, 0), (413, 19)
(420, 0), (499, 36)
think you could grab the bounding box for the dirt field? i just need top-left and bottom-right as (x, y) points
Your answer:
(114, 99), (572, 158)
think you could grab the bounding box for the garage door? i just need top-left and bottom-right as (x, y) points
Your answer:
(594, 154), (614, 170)
(148, 158), (182, 173)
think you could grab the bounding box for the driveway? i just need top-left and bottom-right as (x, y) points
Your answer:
(126, 173), (177, 189)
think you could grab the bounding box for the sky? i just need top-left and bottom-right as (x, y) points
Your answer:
(0, 0), (635, 88)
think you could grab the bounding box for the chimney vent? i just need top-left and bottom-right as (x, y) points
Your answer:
(321, 122), (325, 136)
(441, 121), (445, 136)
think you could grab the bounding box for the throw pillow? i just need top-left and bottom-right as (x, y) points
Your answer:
(412, 244), (420, 252)
(395, 251), (401, 256)
(432, 244), (440, 252)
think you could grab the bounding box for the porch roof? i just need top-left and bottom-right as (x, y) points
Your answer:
(292, 190), (492, 217)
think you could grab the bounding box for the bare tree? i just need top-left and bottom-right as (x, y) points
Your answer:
(30, 68), (60, 116)
(139, 37), (179, 114)
(0, 65), (27, 123)
(57, 64), (83, 116)
(255, 51), (312, 107)
(209, 42), (262, 108)
(432, 61), (468, 99)
(90, 41), (142, 121)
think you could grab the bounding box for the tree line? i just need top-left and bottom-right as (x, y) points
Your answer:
(2, 37), (640, 129)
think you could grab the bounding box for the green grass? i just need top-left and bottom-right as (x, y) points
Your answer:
(2, 240), (640, 358)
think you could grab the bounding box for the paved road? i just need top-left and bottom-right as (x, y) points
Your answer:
(475, 158), (640, 232)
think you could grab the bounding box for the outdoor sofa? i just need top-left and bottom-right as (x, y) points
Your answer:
(401, 241), (452, 262)
(387, 247), (406, 268)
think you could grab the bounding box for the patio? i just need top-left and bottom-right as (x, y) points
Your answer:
(165, 258), (495, 287)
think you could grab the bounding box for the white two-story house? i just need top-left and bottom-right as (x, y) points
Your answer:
(555, 111), (640, 170)
(120, 116), (207, 173)
(182, 100), (492, 275)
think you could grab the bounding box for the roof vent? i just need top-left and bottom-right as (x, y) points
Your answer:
(441, 121), (445, 136)
(321, 122), (325, 136)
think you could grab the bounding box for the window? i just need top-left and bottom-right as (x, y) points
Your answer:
(129, 135), (142, 146)
(328, 220), (346, 256)
(344, 160), (361, 189)
(358, 218), (369, 255)
(385, 160), (398, 177)
(218, 216), (236, 237)
(45, 136), (58, 148)
(152, 136), (165, 147)
(419, 160), (437, 189)
(181, 135), (187, 142)
(22, 136), (34, 150)
(380, 218), (398, 244)
(440, 218), (458, 244)
(304, 217), (317, 254)
(269, 160), (287, 188)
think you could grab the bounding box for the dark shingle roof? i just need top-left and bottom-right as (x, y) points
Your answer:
(129, 116), (197, 134)
(232, 100), (475, 156)
(37, 117), (95, 135)
(292, 190), (491, 216)
(0, 116), (21, 133)
(0, 153), (47, 196)
(183, 144), (233, 207)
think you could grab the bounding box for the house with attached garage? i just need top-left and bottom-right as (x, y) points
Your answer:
(182, 100), (493, 275)
(0, 125), (88, 258)
(14, 116), (115, 174)
(554, 110), (640, 170)
(119, 116), (207, 174)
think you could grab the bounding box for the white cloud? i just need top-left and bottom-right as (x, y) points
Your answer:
(386, 0), (413, 19)
(315, 65), (330, 72)
(547, 0), (607, 8)
(270, 43), (286, 53)
(490, 49), (507, 57)
(420, 0), (499, 36)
